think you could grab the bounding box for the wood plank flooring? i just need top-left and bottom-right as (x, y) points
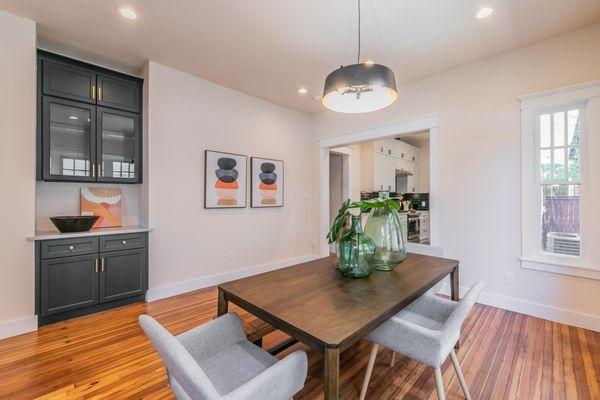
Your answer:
(0, 286), (599, 399)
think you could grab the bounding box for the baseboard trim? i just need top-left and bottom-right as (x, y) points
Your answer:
(440, 282), (600, 332)
(146, 255), (320, 302)
(0, 315), (38, 340)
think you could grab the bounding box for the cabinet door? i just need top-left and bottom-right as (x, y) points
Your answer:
(97, 74), (141, 113)
(406, 162), (417, 193)
(384, 155), (396, 191)
(42, 60), (96, 104)
(99, 249), (147, 303)
(41, 255), (99, 316)
(96, 107), (141, 183)
(42, 97), (96, 182)
(372, 152), (386, 191)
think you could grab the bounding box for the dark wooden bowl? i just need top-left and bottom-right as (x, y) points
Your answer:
(50, 216), (100, 233)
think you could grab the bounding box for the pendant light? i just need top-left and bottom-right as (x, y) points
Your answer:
(322, 0), (397, 113)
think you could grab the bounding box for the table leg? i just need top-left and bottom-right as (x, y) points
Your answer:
(450, 265), (460, 349)
(324, 347), (340, 400)
(217, 288), (228, 317)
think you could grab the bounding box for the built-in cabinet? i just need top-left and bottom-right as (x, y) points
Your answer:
(35, 232), (148, 325)
(37, 50), (143, 183)
(370, 139), (419, 193)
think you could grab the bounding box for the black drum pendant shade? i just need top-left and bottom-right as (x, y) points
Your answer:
(322, 63), (397, 113)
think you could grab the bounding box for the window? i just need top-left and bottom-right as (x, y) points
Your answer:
(112, 161), (135, 178)
(62, 157), (89, 176)
(538, 108), (581, 256)
(520, 81), (600, 279)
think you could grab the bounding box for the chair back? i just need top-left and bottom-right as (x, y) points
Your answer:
(442, 281), (484, 338)
(139, 315), (222, 400)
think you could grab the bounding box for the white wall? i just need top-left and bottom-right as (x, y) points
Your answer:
(146, 62), (315, 298)
(312, 23), (600, 330)
(0, 11), (37, 338)
(35, 183), (143, 231)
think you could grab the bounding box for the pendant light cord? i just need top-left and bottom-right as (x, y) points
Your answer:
(357, 0), (361, 64)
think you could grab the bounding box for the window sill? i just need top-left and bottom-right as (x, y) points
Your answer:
(520, 257), (600, 280)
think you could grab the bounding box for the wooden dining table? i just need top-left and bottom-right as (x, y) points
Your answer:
(217, 253), (460, 400)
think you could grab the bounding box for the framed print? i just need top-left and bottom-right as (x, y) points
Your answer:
(80, 187), (122, 228)
(251, 157), (284, 207)
(204, 150), (247, 208)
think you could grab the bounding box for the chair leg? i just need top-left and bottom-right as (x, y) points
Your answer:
(359, 344), (379, 400)
(450, 349), (472, 400)
(390, 351), (396, 367)
(433, 368), (446, 400)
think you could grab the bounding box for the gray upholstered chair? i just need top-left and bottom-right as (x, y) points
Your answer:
(139, 312), (308, 400)
(359, 281), (484, 400)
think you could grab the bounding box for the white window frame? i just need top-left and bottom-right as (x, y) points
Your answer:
(519, 81), (600, 279)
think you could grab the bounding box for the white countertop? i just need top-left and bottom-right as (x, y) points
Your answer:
(28, 226), (152, 241)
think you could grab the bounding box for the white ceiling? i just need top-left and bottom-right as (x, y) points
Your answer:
(1, 0), (599, 114)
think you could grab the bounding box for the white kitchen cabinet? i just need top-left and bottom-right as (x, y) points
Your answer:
(406, 161), (417, 193)
(373, 152), (396, 192)
(374, 140), (395, 156)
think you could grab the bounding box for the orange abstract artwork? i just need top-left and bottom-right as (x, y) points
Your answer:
(80, 187), (122, 228)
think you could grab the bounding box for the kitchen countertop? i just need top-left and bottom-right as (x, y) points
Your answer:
(28, 226), (152, 241)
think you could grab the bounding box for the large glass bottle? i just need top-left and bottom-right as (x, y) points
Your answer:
(337, 215), (375, 278)
(364, 193), (406, 271)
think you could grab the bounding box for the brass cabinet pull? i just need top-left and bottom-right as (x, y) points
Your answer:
(91, 164), (96, 178)
(101, 258), (106, 272)
(95, 258), (99, 273)
(98, 86), (102, 101)
(92, 84), (96, 100)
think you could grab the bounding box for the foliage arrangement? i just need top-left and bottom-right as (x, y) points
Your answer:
(326, 197), (402, 244)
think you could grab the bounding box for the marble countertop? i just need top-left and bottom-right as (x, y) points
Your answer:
(28, 226), (152, 241)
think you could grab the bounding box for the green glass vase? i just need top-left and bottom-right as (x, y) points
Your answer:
(364, 194), (406, 271)
(337, 215), (375, 278)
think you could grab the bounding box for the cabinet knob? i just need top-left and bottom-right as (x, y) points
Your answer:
(122, 240), (127, 245)
(69, 245), (74, 250)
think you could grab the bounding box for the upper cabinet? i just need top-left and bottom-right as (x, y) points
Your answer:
(97, 74), (141, 113)
(37, 51), (143, 183)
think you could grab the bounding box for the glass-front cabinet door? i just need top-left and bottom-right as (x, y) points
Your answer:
(96, 107), (141, 183)
(42, 97), (96, 181)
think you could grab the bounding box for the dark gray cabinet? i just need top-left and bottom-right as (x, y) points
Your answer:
(37, 50), (143, 183)
(40, 255), (99, 316)
(42, 96), (96, 182)
(97, 74), (141, 113)
(42, 61), (96, 104)
(100, 249), (147, 303)
(96, 107), (141, 182)
(36, 232), (148, 325)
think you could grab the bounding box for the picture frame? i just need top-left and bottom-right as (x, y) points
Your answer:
(251, 157), (284, 208)
(204, 150), (247, 209)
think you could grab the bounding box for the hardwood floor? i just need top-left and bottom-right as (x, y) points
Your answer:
(0, 287), (599, 399)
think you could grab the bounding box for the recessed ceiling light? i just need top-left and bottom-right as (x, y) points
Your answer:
(476, 7), (493, 19)
(365, 60), (375, 65)
(120, 8), (137, 19)
(69, 116), (78, 120)
(297, 87), (308, 94)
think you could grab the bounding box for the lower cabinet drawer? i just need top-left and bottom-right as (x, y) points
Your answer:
(100, 233), (146, 252)
(40, 254), (99, 316)
(41, 237), (99, 259)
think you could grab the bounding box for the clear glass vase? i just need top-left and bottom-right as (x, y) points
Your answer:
(337, 215), (375, 278)
(364, 195), (406, 271)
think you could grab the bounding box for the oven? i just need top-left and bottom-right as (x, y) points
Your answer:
(407, 214), (420, 243)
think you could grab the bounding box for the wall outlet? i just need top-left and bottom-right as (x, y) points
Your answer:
(504, 271), (515, 284)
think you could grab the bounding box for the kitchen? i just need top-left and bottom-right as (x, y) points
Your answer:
(329, 131), (430, 245)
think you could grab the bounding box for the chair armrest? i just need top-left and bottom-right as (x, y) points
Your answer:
(223, 350), (308, 400)
(177, 312), (247, 362)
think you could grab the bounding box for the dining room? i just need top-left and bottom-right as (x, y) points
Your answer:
(1, 1), (600, 399)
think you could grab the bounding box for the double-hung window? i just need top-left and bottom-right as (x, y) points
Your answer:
(520, 82), (600, 279)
